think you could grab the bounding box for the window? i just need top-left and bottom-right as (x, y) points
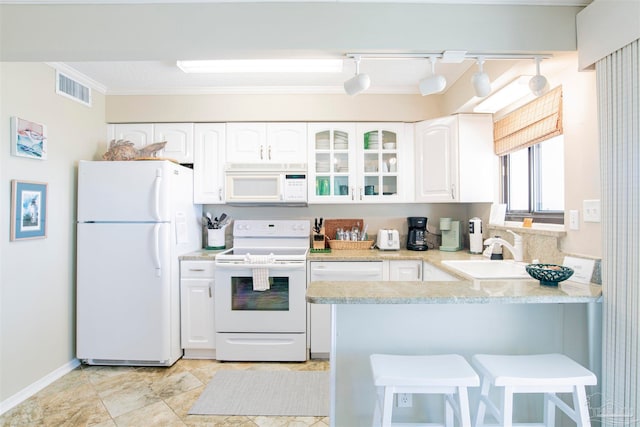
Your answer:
(501, 135), (564, 223)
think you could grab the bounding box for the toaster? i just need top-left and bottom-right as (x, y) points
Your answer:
(376, 229), (400, 250)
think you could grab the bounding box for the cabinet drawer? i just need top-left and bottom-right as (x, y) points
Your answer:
(181, 260), (215, 278)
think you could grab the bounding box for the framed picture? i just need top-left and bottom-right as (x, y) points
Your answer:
(11, 180), (48, 241)
(11, 117), (48, 160)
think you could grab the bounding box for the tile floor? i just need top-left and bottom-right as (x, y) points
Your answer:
(0, 358), (330, 427)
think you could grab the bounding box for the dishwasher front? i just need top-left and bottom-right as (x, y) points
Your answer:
(308, 261), (384, 358)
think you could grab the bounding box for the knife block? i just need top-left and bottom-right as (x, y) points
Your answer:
(313, 229), (326, 249)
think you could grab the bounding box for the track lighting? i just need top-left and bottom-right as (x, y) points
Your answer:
(343, 55), (370, 96)
(419, 57), (447, 96)
(471, 57), (491, 98)
(529, 57), (549, 96)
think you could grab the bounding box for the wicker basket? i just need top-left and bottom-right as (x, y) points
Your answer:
(327, 239), (374, 250)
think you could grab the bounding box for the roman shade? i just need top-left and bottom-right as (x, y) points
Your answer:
(493, 86), (563, 156)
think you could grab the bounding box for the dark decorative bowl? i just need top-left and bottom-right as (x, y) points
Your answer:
(526, 264), (574, 286)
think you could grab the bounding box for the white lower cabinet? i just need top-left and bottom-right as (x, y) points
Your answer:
(308, 261), (385, 358)
(423, 262), (460, 281)
(180, 260), (216, 359)
(387, 260), (422, 281)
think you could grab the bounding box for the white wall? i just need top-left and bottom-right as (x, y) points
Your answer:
(0, 63), (106, 405)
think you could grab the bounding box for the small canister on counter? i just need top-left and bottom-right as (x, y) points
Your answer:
(469, 217), (483, 254)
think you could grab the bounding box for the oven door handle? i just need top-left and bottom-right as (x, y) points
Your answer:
(216, 263), (306, 270)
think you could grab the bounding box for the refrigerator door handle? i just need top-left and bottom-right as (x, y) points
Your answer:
(153, 168), (162, 221)
(153, 223), (162, 277)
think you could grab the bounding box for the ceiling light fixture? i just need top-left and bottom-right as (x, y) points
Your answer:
(474, 75), (534, 113)
(419, 57), (447, 96)
(176, 59), (344, 73)
(471, 56), (491, 98)
(343, 55), (371, 96)
(529, 56), (549, 96)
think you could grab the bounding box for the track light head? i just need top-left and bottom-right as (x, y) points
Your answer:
(471, 57), (491, 98)
(419, 57), (446, 96)
(344, 73), (371, 96)
(344, 55), (370, 96)
(529, 57), (549, 96)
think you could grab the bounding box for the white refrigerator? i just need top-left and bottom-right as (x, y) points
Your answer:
(76, 160), (201, 366)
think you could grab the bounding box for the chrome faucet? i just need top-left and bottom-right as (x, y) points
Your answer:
(483, 230), (523, 262)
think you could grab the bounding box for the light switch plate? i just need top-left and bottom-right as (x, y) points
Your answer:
(583, 200), (601, 222)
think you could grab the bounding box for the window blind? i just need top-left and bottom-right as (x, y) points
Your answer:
(493, 85), (563, 156)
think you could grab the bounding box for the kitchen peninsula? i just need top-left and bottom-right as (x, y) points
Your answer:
(306, 256), (602, 426)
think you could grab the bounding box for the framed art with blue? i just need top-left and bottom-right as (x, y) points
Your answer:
(11, 180), (48, 241)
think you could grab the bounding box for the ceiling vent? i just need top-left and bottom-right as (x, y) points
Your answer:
(56, 70), (92, 107)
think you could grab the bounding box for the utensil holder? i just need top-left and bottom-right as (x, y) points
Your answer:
(207, 228), (226, 250)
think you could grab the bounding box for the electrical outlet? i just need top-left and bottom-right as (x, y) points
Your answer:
(397, 393), (412, 407)
(569, 210), (580, 230)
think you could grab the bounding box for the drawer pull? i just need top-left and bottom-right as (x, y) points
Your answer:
(189, 268), (206, 272)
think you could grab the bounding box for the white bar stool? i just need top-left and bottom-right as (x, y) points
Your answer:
(370, 354), (480, 427)
(472, 354), (597, 427)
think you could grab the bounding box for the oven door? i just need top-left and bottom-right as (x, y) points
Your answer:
(214, 263), (306, 333)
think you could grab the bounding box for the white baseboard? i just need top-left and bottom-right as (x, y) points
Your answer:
(0, 358), (81, 416)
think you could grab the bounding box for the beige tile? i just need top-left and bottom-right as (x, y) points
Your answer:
(97, 372), (161, 418)
(185, 415), (257, 426)
(252, 416), (327, 426)
(150, 370), (203, 400)
(112, 400), (185, 426)
(2, 359), (330, 427)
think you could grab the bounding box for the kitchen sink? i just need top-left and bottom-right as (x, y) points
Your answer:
(441, 260), (530, 279)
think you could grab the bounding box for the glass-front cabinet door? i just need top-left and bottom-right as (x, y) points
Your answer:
(356, 123), (406, 202)
(308, 123), (357, 203)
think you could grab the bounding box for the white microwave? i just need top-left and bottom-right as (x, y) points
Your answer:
(224, 163), (307, 206)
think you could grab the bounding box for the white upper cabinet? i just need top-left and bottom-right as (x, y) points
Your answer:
(307, 123), (358, 203)
(154, 123), (194, 164)
(226, 123), (307, 164)
(355, 123), (411, 203)
(414, 114), (496, 203)
(108, 123), (194, 164)
(194, 123), (226, 204)
(109, 123), (153, 148)
(308, 122), (412, 203)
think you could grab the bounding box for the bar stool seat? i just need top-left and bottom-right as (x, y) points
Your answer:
(472, 353), (597, 427)
(370, 354), (480, 427)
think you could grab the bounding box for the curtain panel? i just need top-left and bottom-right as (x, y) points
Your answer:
(597, 38), (640, 426)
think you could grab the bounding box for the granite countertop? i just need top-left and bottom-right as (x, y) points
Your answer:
(180, 248), (602, 304)
(306, 249), (601, 304)
(306, 279), (602, 305)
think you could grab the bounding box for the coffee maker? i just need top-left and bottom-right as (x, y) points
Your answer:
(407, 217), (428, 251)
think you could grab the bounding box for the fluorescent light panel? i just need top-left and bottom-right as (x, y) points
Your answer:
(177, 59), (343, 73)
(474, 75), (533, 113)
